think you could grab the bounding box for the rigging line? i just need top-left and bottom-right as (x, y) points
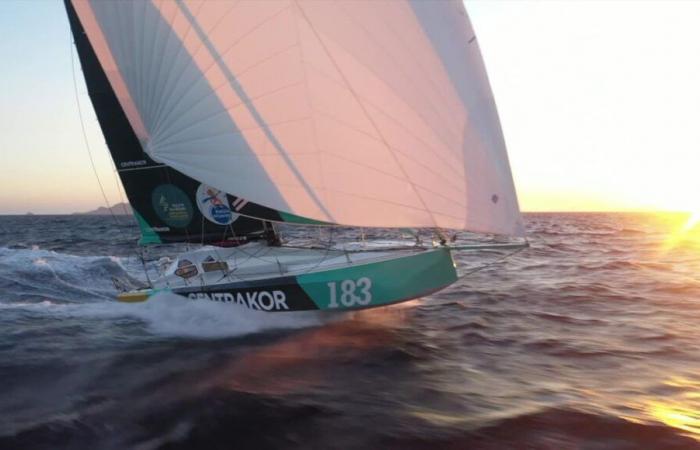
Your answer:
(295, 225), (337, 276)
(215, 221), (240, 283)
(294, 1), (437, 227)
(205, 219), (236, 285)
(105, 134), (129, 216)
(69, 35), (121, 231)
(456, 239), (529, 280)
(71, 31), (153, 288)
(98, 10), (132, 221)
(219, 239), (278, 283)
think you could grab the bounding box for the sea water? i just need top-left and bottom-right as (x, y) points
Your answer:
(1, 213), (700, 449)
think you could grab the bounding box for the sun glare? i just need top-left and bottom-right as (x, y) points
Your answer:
(684, 211), (700, 231)
(647, 377), (700, 440)
(660, 210), (700, 252)
(650, 401), (700, 437)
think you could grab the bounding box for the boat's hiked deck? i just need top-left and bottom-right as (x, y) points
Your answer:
(152, 242), (425, 290)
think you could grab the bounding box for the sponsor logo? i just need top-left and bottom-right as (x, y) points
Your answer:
(195, 184), (240, 225)
(201, 255), (228, 273)
(151, 184), (193, 228)
(120, 160), (148, 168)
(175, 259), (198, 279)
(188, 290), (289, 311)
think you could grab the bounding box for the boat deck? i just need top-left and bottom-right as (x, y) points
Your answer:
(152, 242), (425, 290)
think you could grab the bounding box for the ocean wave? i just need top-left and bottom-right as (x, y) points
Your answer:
(0, 292), (328, 340)
(4, 214), (700, 448)
(0, 247), (138, 303)
(380, 408), (700, 450)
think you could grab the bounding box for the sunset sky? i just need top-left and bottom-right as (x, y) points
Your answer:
(1, 0), (699, 214)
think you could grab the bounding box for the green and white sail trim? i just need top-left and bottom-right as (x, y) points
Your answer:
(70, 0), (523, 236)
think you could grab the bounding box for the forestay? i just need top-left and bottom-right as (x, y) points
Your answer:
(72, 0), (524, 236)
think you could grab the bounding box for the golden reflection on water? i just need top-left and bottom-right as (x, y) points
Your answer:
(647, 377), (700, 439)
(200, 302), (417, 396)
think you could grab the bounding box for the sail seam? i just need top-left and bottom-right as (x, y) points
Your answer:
(151, 42), (301, 145)
(309, 108), (465, 186)
(152, 80), (308, 151)
(152, 3), (293, 144)
(294, 1), (438, 227)
(335, 2), (463, 153)
(151, 116), (314, 155)
(173, 0), (334, 222)
(292, 2), (328, 212)
(321, 152), (466, 207)
(299, 60), (465, 176)
(147, 0), (211, 140)
(143, 0), (177, 132)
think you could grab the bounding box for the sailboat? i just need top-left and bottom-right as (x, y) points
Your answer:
(65, 0), (525, 312)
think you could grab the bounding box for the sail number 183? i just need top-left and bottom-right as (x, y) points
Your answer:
(327, 277), (372, 308)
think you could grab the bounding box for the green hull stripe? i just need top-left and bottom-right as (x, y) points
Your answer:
(296, 248), (457, 310)
(134, 210), (162, 245)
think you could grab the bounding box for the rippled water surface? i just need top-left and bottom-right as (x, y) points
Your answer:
(2, 213), (700, 449)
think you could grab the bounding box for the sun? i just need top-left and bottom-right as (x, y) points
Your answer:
(683, 210), (700, 232)
(661, 209), (700, 252)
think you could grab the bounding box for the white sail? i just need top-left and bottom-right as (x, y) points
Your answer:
(72, 0), (524, 236)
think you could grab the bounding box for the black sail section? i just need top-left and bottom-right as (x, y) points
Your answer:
(64, 0), (296, 245)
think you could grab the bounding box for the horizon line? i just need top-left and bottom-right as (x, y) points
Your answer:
(1, 210), (695, 216)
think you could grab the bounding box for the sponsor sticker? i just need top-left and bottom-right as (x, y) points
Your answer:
(196, 184), (239, 225)
(201, 255), (229, 272)
(151, 184), (193, 228)
(175, 259), (198, 279)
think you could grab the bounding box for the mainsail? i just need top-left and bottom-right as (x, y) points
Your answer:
(69, 0), (523, 236)
(66, 0), (319, 245)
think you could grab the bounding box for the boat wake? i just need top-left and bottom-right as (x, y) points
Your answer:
(0, 246), (327, 339)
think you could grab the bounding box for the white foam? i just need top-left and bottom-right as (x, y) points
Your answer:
(0, 292), (328, 339)
(0, 246), (138, 295)
(118, 292), (328, 338)
(0, 247), (331, 338)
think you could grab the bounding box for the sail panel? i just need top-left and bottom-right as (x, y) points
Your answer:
(66, 0), (309, 245)
(72, 0), (524, 236)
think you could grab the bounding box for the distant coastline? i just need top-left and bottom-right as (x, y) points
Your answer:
(75, 202), (132, 216)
